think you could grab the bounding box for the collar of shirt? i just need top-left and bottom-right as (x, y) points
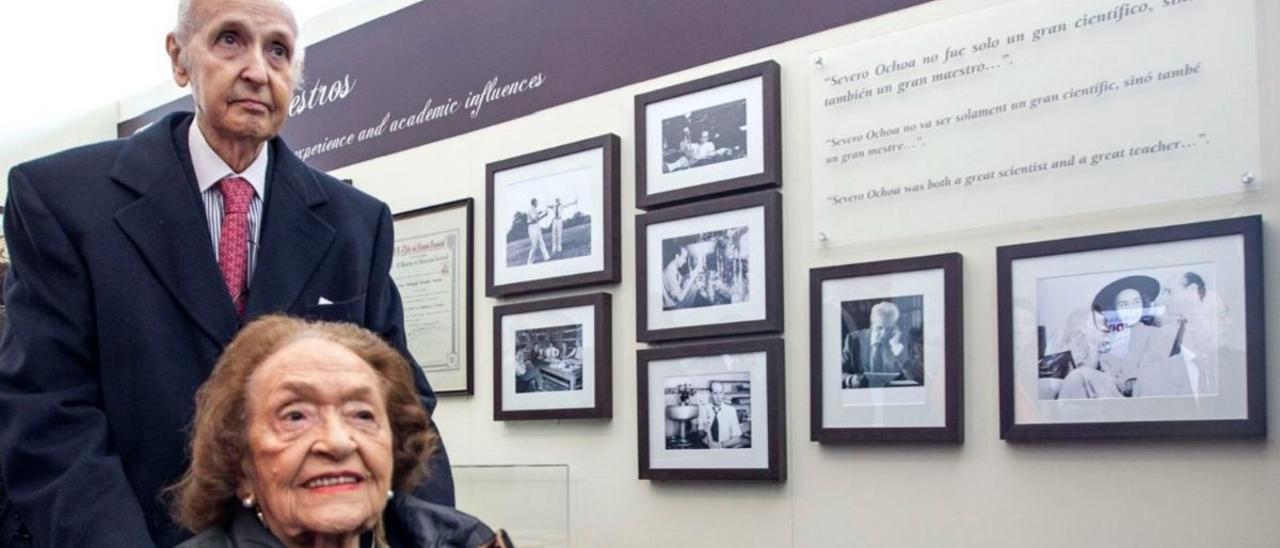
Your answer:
(187, 116), (269, 197)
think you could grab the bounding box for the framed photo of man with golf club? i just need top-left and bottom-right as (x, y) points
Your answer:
(486, 134), (621, 297)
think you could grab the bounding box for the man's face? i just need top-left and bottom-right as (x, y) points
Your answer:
(171, 0), (298, 146)
(869, 312), (894, 341)
(710, 383), (725, 405)
(1160, 275), (1201, 317)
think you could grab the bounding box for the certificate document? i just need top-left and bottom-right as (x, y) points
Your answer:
(391, 199), (473, 394)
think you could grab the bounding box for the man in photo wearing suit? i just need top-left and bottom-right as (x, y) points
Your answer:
(841, 301), (915, 389)
(0, 1), (453, 546)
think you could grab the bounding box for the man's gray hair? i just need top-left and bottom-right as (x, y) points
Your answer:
(173, 0), (306, 87)
(869, 301), (901, 325)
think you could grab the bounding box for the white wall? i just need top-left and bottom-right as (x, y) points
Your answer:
(0, 106), (118, 205)
(330, 1), (1280, 546)
(1, 0), (421, 205)
(115, 0), (1280, 545)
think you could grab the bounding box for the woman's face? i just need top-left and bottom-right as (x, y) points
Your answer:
(241, 338), (394, 541)
(1113, 288), (1146, 327)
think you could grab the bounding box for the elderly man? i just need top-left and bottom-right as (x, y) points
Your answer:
(842, 301), (914, 389)
(0, 1), (453, 546)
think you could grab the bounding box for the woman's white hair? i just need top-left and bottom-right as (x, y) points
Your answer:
(173, 0), (307, 87)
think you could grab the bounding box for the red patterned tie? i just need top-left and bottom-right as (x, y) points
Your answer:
(218, 176), (255, 316)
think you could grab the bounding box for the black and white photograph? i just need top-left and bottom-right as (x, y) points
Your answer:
(1034, 267), (1226, 402)
(638, 338), (785, 481)
(661, 373), (752, 450)
(839, 296), (924, 390)
(487, 135), (621, 297)
(810, 254), (963, 443)
(636, 61), (780, 209)
(660, 226), (749, 311)
(999, 216), (1265, 440)
(637, 190), (782, 342)
(503, 186), (590, 267)
(660, 99), (748, 174)
(513, 323), (585, 393)
(494, 293), (612, 421)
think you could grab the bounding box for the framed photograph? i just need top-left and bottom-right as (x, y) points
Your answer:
(486, 134), (621, 297)
(998, 216), (1265, 440)
(635, 60), (781, 209)
(493, 293), (612, 421)
(636, 190), (782, 342)
(809, 253), (964, 443)
(391, 198), (473, 395)
(637, 338), (785, 481)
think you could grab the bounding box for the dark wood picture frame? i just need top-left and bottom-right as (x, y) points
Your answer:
(635, 190), (783, 342)
(809, 253), (964, 443)
(634, 61), (781, 210)
(391, 198), (474, 396)
(997, 216), (1265, 440)
(493, 292), (612, 421)
(637, 337), (786, 481)
(485, 134), (621, 297)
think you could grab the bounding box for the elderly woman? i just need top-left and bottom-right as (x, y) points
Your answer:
(169, 315), (508, 547)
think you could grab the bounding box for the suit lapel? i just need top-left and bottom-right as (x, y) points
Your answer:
(111, 114), (240, 345)
(243, 137), (334, 318)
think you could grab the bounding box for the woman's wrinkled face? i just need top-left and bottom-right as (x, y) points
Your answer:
(240, 338), (394, 541)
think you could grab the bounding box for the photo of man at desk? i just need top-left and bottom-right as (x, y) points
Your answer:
(514, 323), (585, 393)
(840, 296), (925, 389)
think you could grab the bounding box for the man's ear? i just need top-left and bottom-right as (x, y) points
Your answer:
(166, 33), (190, 87)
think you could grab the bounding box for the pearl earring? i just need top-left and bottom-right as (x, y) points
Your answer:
(241, 495), (254, 509)
(387, 490), (394, 500)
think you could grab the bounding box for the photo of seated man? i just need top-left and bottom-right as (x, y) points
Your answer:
(660, 99), (749, 173)
(840, 296), (925, 389)
(1036, 269), (1223, 400)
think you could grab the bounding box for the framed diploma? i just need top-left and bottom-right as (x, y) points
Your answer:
(391, 198), (475, 396)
